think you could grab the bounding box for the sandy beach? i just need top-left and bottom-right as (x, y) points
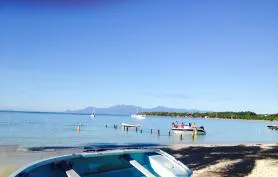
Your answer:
(163, 144), (278, 177)
(1, 144), (277, 177)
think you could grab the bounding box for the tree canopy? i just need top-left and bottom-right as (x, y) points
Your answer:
(142, 111), (278, 121)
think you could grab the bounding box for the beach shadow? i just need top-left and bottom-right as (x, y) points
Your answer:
(221, 158), (255, 177)
(162, 145), (278, 177)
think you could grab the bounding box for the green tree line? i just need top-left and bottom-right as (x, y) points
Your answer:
(142, 111), (278, 121)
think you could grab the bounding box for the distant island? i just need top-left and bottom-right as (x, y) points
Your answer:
(1, 105), (277, 121)
(0, 105), (199, 116)
(142, 111), (278, 121)
(67, 105), (200, 115)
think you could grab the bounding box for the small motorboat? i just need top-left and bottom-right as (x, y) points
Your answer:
(90, 108), (96, 118)
(131, 114), (146, 120)
(10, 149), (192, 177)
(121, 122), (141, 128)
(267, 125), (278, 130)
(172, 126), (206, 135)
(131, 107), (146, 120)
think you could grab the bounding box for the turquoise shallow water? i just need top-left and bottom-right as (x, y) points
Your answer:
(0, 112), (277, 147)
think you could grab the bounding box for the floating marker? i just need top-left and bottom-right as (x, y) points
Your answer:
(76, 125), (81, 132)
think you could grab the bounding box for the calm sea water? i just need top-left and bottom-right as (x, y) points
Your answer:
(0, 112), (277, 147)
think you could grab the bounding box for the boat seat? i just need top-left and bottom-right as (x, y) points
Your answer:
(121, 154), (156, 177)
(55, 161), (81, 177)
(149, 155), (186, 177)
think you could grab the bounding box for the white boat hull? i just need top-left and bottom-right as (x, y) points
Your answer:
(131, 114), (146, 119)
(267, 125), (278, 130)
(121, 123), (140, 128)
(172, 127), (206, 135)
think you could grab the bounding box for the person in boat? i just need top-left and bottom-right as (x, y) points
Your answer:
(181, 122), (185, 128)
(188, 122), (191, 127)
(172, 122), (175, 128)
(175, 121), (179, 128)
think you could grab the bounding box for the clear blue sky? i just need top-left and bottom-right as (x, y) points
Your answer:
(0, 0), (277, 113)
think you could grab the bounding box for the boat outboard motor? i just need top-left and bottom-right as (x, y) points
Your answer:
(200, 126), (204, 130)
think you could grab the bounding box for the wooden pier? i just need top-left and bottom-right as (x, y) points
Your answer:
(103, 123), (205, 145)
(106, 124), (169, 137)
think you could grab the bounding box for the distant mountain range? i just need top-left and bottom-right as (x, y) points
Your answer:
(67, 105), (199, 115)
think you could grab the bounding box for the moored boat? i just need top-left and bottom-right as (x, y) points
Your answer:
(10, 149), (192, 177)
(131, 107), (146, 119)
(90, 108), (96, 118)
(131, 114), (146, 119)
(172, 126), (206, 135)
(121, 122), (141, 128)
(267, 125), (278, 130)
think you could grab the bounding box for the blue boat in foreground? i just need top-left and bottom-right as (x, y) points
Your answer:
(11, 149), (192, 177)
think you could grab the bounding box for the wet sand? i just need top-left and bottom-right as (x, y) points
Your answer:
(1, 144), (277, 177)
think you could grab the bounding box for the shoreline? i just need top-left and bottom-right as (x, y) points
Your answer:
(0, 142), (277, 151)
(148, 115), (278, 122)
(1, 143), (277, 177)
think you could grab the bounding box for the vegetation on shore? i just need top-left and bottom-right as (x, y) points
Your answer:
(142, 111), (278, 121)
